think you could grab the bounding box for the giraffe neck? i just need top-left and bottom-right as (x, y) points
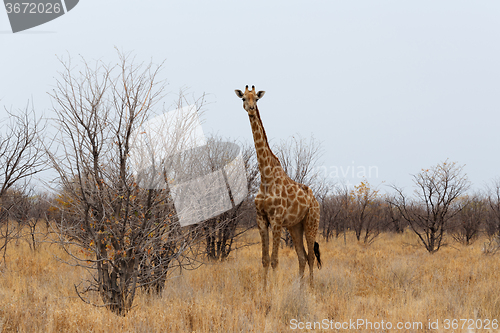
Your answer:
(249, 106), (281, 185)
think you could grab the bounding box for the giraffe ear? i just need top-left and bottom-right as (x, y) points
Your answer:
(235, 90), (244, 98)
(256, 91), (265, 99)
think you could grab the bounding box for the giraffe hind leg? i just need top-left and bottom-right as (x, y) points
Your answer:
(304, 203), (321, 285)
(287, 223), (307, 280)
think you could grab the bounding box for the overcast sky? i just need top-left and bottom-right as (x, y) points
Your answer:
(1, 1), (499, 192)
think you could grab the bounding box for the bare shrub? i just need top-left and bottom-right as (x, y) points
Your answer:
(47, 52), (210, 315)
(202, 137), (259, 261)
(0, 105), (46, 267)
(349, 180), (385, 244)
(451, 193), (486, 245)
(385, 195), (407, 233)
(320, 185), (350, 242)
(6, 188), (51, 251)
(485, 178), (500, 238)
(390, 160), (470, 253)
(482, 237), (500, 255)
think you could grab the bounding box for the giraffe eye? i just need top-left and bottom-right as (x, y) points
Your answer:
(242, 98), (246, 102)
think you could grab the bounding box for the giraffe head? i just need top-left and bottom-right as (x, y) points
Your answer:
(235, 85), (265, 116)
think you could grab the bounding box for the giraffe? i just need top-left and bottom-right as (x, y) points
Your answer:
(235, 85), (322, 288)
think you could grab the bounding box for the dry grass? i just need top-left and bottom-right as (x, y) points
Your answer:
(1, 227), (500, 332)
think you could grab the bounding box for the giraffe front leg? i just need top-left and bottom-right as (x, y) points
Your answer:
(256, 213), (270, 289)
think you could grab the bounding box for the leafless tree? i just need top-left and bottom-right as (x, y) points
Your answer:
(385, 195), (407, 233)
(390, 160), (470, 253)
(5, 187), (50, 251)
(349, 180), (385, 244)
(274, 134), (325, 195)
(241, 140), (260, 199)
(201, 136), (259, 261)
(451, 193), (486, 245)
(47, 52), (211, 315)
(320, 184), (350, 242)
(485, 178), (500, 238)
(0, 189), (24, 265)
(0, 104), (46, 268)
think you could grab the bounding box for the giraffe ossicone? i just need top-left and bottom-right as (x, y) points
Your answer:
(235, 85), (322, 289)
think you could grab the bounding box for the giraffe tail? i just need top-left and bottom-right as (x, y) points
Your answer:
(314, 242), (322, 269)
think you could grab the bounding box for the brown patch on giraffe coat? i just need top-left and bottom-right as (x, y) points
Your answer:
(290, 201), (299, 215)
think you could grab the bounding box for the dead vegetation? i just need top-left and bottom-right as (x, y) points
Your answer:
(1, 225), (500, 332)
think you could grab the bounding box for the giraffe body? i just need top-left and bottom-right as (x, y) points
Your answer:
(235, 85), (321, 288)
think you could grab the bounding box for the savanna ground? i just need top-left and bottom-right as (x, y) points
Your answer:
(1, 226), (500, 332)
